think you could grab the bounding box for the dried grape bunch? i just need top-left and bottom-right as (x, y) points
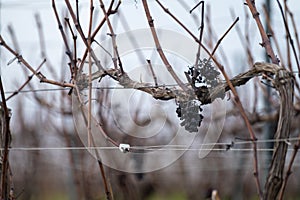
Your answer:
(176, 58), (220, 133)
(188, 58), (220, 88)
(176, 100), (204, 133)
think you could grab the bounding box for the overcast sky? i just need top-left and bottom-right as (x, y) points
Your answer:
(1, 0), (300, 106)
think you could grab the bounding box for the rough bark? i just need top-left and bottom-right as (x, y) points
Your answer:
(0, 106), (12, 199)
(260, 63), (294, 199)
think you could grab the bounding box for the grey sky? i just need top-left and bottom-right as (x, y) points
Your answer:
(1, 0), (300, 98)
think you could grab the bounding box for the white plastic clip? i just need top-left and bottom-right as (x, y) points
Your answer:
(284, 139), (291, 146)
(119, 143), (130, 153)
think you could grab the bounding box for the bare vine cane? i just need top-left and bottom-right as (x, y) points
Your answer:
(276, 0), (300, 77)
(279, 130), (300, 200)
(245, 0), (279, 65)
(142, 0), (190, 93)
(0, 35), (74, 88)
(253, 63), (294, 200)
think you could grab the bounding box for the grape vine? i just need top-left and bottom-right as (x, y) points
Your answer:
(176, 58), (220, 133)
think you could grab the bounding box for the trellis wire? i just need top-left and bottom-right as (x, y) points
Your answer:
(2, 137), (299, 152)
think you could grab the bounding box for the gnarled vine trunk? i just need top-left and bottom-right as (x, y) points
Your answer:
(0, 105), (12, 199)
(260, 64), (294, 199)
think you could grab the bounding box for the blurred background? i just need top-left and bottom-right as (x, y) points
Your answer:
(1, 0), (300, 199)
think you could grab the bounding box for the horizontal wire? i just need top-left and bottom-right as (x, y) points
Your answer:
(0, 147), (297, 152)
(4, 88), (69, 94)
(2, 137), (299, 152)
(139, 148), (292, 152)
(130, 137), (299, 149)
(2, 146), (117, 151)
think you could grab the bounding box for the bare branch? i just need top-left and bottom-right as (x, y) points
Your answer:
(0, 35), (74, 88)
(278, 132), (300, 200)
(99, 0), (124, 74)
(245, 0), (279, 65)
(262, 5), (284, 66)
(276, 0), (300, 77)
(6, 59), (46, 101)
(146, 59), (158, 87)
(191, 1), (205, 68)
(210, 17), (239, 58)
(142, 0), (190, 92)
(52, 0), (73, 64)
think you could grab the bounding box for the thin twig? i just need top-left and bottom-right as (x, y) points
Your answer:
(65, 17), (78, 79)
(262, 3), (300, 102)
(230, 9), (258, 113)
(262, 5), (284, 66)
(204, 6), (231, 72)
(87, 3), (112, 198)
(146, 59), (158, 87)
(8, 164), (14, 199)
(91, 1), (121, 40)
(142, 0), (190, 92)
(190, 1), (203, 14)
(283, 3), (300, 98)
(118, 11), (147, 65)
(65, 0), (86, 47)
(75, 0), (80, 28)
(283, 1), (292, 74)
(58, 89), (83, 198)
(52, 0), (73, 64)
(35, 13), (45, 54)
(73, 84), (115, 200)
(190, 1), (204, 69)
(65, 0), (108, 75)
(276, 0), (300, 77)
(211, 17), (239, 57)
(6, 26), (57, 106)
(97, 158), (113, 200)
(243, 6), (259, 114)
(7, 25), (20, 53)
(6, 59), (47, 101)
(87, 0), (94, 154)
(74, 84), (118, 147)
(35, 13), (57, 76)
(0, 35), (74, 88)
(154, 0), (227, 73)
(245, 0), (279, 65)
(99, 0), (124, 74)
(278, 131), (300, 200)
(286, 7), (300, 62)
(244, 8), (255, 61)
(204, 5), (214, 50)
